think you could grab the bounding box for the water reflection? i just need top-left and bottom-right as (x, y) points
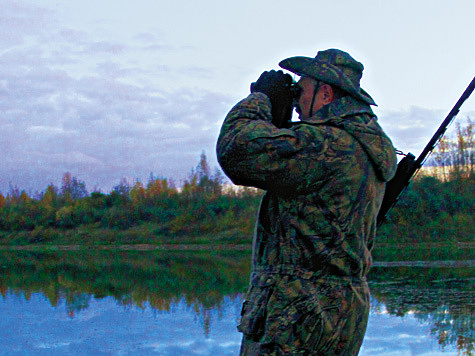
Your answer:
(0, 250), (250, 313)
(0, 250), (473, 355)
(368, 265), (474, 354)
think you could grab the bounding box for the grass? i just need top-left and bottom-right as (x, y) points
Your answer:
(0, 223), (472, 262)
(0, 222), (253, 247)
(372, 242), (474, 261)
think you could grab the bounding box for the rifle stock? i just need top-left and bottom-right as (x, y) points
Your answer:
(377, 77), (475, 228)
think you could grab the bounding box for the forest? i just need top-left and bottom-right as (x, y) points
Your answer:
(0, 119), (473, 249)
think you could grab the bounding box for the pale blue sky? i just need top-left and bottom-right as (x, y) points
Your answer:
(1, 0), (474, 192)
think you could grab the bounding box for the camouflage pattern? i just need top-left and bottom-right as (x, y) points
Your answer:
(216, 91), (397, 355)
(279, 49), (376, 106)
(239, 273), (370, 355)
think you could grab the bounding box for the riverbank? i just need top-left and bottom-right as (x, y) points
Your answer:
(1, 240), (473, 262)
(0, 213), (474, 262)
(0, 243), (251, 251)
(0, 223), (252, 246)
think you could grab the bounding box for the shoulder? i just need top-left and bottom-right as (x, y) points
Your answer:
(226, 92), (272, 121)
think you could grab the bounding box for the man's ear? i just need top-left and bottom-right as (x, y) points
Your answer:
(321, 84), (334, 104)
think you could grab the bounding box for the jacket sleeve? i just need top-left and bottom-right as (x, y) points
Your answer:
(216, 93), (331, 192)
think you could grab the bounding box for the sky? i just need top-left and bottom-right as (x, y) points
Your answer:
(1, 0), (474, 194)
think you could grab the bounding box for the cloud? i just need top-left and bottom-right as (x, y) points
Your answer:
(0, 60), (231, 194)
(85, 41), (127, 55)
(0, 1), (235, 194)
(26, 125), (78, 137)
(0, 69), (232, 192)
(378, 106), (475, 162)
(7, 1), (470, 194)
(379, 107), (447, 156)
(0, 1), (56, 46)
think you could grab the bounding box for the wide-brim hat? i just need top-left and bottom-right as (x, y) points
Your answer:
(279, 49), (376, 106)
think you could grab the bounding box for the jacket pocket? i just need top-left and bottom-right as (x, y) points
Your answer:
(237, 273), (276, 337)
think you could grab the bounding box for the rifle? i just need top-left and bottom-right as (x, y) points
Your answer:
(377, 77), (475, 228)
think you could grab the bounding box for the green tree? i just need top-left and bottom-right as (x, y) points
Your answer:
(112, 178), (131, 196)
(60, 172), (88, 201)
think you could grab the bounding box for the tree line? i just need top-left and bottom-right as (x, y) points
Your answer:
(379, 118), (473, 243)
(0, 119), (473, 244)
(429, 117), (474, 180)
(0, 152), (261, 242)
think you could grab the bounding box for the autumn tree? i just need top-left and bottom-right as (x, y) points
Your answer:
(130, 181), (146, 204)
(0, 193), (5, 209)
(431, 117), (474, 180)
(456, 117), (473, 176)
(146, 174), (177, 198)
(37, 184), (59, 227)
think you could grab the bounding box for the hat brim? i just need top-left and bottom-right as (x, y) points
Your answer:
(279, 56), (376, 106)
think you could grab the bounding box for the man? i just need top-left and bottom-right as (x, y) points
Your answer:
(216, 49), (397, 355)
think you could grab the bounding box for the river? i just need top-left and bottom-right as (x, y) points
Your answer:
(0, 250), (473, 355)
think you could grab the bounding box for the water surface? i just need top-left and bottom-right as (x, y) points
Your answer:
(1, 250), (473, 355)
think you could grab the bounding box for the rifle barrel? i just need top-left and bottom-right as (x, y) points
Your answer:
(415, 76), (475, 168)
(377, 76), (475, 228)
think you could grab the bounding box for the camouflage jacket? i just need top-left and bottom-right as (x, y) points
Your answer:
(217, 93), (397, 280)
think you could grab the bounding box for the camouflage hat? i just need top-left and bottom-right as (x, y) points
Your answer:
(279, 49), (376, 106)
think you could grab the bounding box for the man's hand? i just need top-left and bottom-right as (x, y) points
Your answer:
(251, 70), (294, 128)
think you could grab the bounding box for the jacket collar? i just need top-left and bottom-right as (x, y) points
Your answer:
(300, 96), (375, 125)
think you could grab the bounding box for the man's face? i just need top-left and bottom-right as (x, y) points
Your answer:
(296, 76), (324, 120)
